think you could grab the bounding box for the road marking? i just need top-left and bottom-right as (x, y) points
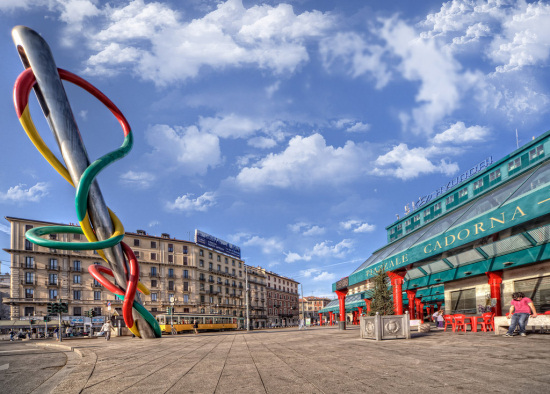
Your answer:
(0, 363), (8, 371)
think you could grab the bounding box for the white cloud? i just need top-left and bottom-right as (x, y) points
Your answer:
(148, 220), (160, 228)
(0, 182), (49, 203)
(247, 136), (277, 149)
(372, 143), (459, 180)
(313, 271), (336, 281)
(379, 17), (477, 135)
(120, 171), (155, 189)
(0, 223), (10, 235)
(331, 118), (370, 133)
(285, 239), (353, 262)
(242, 235), (284, 254)
(0, 0), (48, 11)
(199, 114), (263, 139)
(320, 32), (391, 89)
(340, 220), (375, 233)
(58, 0), (100, 24)
(234, 133), (369, 189)
(166, 192), (216, 212)
(80, 0), (334, 85)
(145, 124), (221, 175)
(289, 222), (325, 236)
(432, 121), (490, 144)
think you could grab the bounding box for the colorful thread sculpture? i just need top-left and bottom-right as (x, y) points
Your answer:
(12, 26), (160, 338)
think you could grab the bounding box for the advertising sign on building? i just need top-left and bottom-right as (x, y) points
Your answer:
(195, 230), (241, 259)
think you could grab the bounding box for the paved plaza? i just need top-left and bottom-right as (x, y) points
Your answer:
(1, 326), (549, 393)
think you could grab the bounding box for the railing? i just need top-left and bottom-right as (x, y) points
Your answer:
(20, 263), (36, 270)
(149, 273), (159, 277)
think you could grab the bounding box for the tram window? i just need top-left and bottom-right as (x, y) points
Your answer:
(489, 169), (501, 181)
(473, 179), (483, 190)
(529, 145), (544, 160)
(508, 158), (521, 171)
(446, 195), (454, 205)
(458, 188), (468, 198)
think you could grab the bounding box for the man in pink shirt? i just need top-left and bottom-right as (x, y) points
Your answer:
(504, 292), (538, 337)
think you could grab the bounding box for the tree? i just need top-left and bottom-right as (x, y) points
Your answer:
(369, 268), (394, 316)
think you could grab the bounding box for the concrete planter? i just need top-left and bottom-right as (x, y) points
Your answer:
(360, 312), (411, 340)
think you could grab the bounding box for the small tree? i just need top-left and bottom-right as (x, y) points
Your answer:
(369, 268), (394, 315)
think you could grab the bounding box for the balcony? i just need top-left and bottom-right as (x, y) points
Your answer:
(167, 274), (178, 279)
(45, 280), (59, 287)
(149, 272), (159, 278)
(70, 267), (82, 272)
(208, 279), (215, 283)
(47, 265), (60, 271)
(20, 279), (37, 286)
(199, 277), (206, 281)
(91, 282), (102, 288)
(20, 263), (36, 270)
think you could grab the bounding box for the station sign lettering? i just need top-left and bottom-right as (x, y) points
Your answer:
(195, 229), (241, 259)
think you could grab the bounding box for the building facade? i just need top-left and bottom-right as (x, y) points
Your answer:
(4, 217), (299, 331)
(264, 269), (299, 327)
(299, 296), (332, 323)
(323, 130), (550, 326)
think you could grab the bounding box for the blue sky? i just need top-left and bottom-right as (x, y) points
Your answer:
(2, 0), (550, 297)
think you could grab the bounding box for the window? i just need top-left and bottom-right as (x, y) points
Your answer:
(446, 195), (455, 205)
(151, 293), (158, 301)
(413, 214), (419, 221)
(94, 291), (101, 300)
(450, 288), (476, 314)
(49, 259), (58, 269)
(25, 256), (34, 268)
(93, 279), (101, 287)
(49, 273), (57, 285)
(73, 275), (81, 284)
(225, 267), (229, 273)
(489, 169), (501, 182)
(434, 202), (442, 211)
(24, 306), (34, 316)
(151, 280), (157, 288)
(423, 209), (430, 217)
(151, 241), (157, 248)
(73, 290), (82, 300)
(168, 281), (174, 291)
(183, 282), (189, 291)
(473, 179), (484, 190)
(199, 259), (204, 267)
(25, 272), (34, 284)
(168, 255), (173, 263)
(25, 239), (33, 251)
(151, 267), (157, 276)
(514, 276), (550, 313)
(217, 255), (221, 262)
(199, 249), (204, 256)
(458, 188), (468, 198)
(405, 219), (411, 226)
(49, 233), (57, 240)
(49, 289), (58, 299)
(183, 246), (188, 254)
(183, 294), (189, 303)
(183, 270), (189, 279)
(25, 288), (34, 299)
(508, 157), (521, 171)
(529, 145), (544, 160)
(134, 251), (140, 258)
(168, 268), (174, 278)
(209, 252), (213, 259)
(134, 239), (140, 247)
(396, 224), (402, 231)
(168, 243), (173, 252)
(183, 256), (188, 266)
(73, 260), (81, 271)
(151, 252), (157, 260)
(217, 264), (221, 271)
(73, 233), (81, 240)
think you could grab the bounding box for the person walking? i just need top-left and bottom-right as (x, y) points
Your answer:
(504, 292), (538, 337)
(193, 320), (199, 335)
(101, 320), (112, 341)
(9, 330), (15, 341)
(432, 310), (444, 329)
(54, 327), (59, 341)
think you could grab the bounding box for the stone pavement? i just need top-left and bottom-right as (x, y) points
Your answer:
(1, 325), (550, 394)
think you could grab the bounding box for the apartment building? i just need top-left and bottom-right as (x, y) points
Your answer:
(299, 296), (332, 323)
(3, 217), (248, 327)
(264, 269), (299, 327)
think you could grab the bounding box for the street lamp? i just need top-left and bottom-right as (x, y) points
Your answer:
(169, 296), (176, 335)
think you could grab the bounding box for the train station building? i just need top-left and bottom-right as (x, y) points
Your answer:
(321, 130), (550, 328)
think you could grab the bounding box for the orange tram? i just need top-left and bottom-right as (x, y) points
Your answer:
(156, 314), (241, 334)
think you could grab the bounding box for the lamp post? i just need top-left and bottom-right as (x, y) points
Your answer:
(169, 296), (176, 335)
(245, 264), (250, 332)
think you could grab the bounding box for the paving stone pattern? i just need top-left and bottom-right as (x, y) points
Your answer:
(1, 326), (549, 393)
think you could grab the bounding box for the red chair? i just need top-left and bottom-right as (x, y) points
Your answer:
(443, 315), (455, 332)
(481, 312), (495, 331)
(544, 311), (550, 315)
(453, 314), (468, 332)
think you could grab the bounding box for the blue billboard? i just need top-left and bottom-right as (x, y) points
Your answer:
(195, 230), (241, 259)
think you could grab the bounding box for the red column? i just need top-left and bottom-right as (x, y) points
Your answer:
(335, 289), (348, 330)
(414, 298), (422, 320)
(486, 270), (503, 316)
(357, 306), (363, 317)
(364, 298), (372, 314)
(352, 310), (358, 325)
(436, 301), (442, 311)
(405, 289), (416, 318)
(388, 271), (407, 315)
(419, 302), (425, 323)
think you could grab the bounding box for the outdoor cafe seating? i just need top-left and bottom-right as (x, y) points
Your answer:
(443, 313), (495, 333)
